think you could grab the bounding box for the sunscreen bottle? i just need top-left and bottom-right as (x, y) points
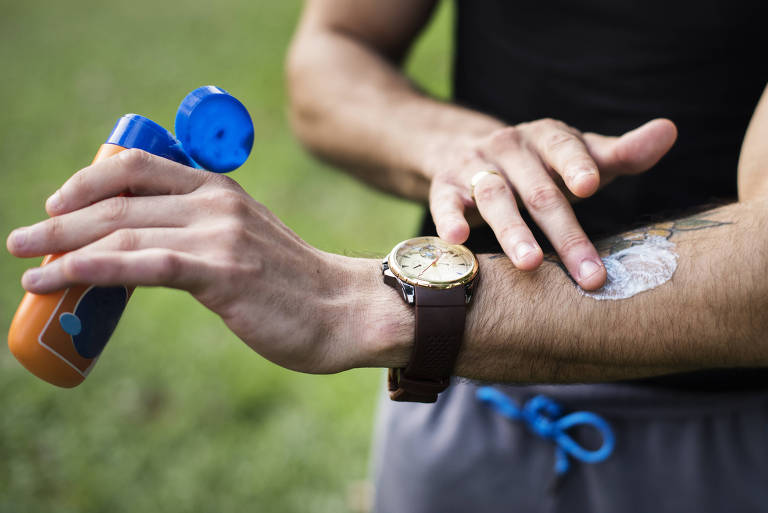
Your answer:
(8, 86), (254, 388)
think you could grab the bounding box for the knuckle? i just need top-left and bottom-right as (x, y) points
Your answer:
(67, 170), (90, 196)
(61, 253), (90, 282)
(194, 189), (219, 210)
(497, 221), (527, 242)
(157, 251), (183, 282)
(544, 131), (577, 154)
(474, 179), (508, 203)
(208, 172), (239, 190)
(612, 143), (636, 171)
(456, 151), (478, 169)
(558, 231), (591, 255)
(525, 184), (563, 212)
(485, 126), (521, 152)
(112, 229), (136, 251)
(99, 196), (130, 223)
(514, 120), (534, 132)
(60, 256), (79, 281)
(46, 215), (64, 240)
(537, 118), (565, 131)
(55, 170), (90, 210)
(220, 220), (250, 252)
(222, 192), (249, 216)
(202, 188), (250, 217)
(118, 148), (152, 172)
(431, 171), (452, 188)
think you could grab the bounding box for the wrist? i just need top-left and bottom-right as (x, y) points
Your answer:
(336, 255), (413, 369)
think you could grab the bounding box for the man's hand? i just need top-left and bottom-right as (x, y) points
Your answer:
(6, 150), (411, 374)
(426, 118), (678, 290)
(288, 1), (677, 291)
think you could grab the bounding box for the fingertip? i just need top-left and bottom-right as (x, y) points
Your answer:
(510, 242), (543, 271)
(21, 267), (43, 292)
(649, 117), (677, 133)
(643, 118), (678, 147)
(7, 229), (26, 256)
(570, 169), (600, 198)
(577, 259), (607, 291)
(615, 118), (679, 174)
(438, 218), (470, 245)
(6, 231), (17, 255)
(515, 250), (544, 271)
(45, 190), (64, 215)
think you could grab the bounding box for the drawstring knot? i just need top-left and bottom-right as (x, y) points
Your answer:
(476, 386), (615, 475)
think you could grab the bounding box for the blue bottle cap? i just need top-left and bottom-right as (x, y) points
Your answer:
(174, 86), (254, 173)
(106, 114), (197, 168)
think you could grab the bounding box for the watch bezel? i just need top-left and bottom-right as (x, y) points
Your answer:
(386, 236), (479, 289)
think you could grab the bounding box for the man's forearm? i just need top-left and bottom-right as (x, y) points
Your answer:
(286, 6), (502, 201)
(355, 199), (768, 382)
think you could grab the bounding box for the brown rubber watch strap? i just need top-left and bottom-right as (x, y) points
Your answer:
(389, 285), (467, 403)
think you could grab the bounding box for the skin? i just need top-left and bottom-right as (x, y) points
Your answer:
(6, 149), (401, 375)
(739, 86), (768, 201)
(6, 2), (768, 382)
(6, 145), (768, 382)
(286, 0), (679, 290)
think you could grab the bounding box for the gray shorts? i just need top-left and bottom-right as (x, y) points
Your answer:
(372, 378), (768, 513)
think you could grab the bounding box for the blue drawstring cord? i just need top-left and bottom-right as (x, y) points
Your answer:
(476, 386), (615, 476)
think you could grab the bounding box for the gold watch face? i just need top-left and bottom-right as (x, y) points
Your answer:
(388, 236), (478, 289)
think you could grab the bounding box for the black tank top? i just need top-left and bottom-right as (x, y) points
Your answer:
(419, 0), (768, 390)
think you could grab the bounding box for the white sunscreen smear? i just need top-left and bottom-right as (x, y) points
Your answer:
(580, 236), (678, 300)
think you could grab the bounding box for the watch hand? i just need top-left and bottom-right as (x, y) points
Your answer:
(418, 255), (441, 278)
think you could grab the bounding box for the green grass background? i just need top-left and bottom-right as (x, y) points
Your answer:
(0, 1), (452, 511)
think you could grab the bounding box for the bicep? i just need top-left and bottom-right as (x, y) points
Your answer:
(738, 83), (768, 200)
(296, 0), (438, 63)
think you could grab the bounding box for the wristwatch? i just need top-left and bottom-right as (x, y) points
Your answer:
(382, 236), (479, 403)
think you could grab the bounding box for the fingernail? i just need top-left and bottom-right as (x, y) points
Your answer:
(11, 229), (27, 249)
(579, 259), (602, 280)
(46, 190), (62, 212)
(573, 170), (596, 187)
(515, 242), (536, 261)
(23, 268), (42, 286)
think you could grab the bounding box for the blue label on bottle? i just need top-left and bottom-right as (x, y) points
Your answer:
(60, 286), (129, 359)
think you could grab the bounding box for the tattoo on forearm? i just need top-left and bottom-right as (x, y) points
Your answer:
(594, 213), (733, 258)
(543, 211), (733, 299)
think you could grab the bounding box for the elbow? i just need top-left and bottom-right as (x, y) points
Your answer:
(285, 44), (347, 168)
(284, 8), (331, 153)
(285, 46), (322, 151)
(285, 21), (348, 162)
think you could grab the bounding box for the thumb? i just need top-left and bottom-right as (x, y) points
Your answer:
(583, 118), (677, 176)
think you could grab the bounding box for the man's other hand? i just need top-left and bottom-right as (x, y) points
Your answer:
(426, 118), (677, 290)
(6, 149), (390, 374)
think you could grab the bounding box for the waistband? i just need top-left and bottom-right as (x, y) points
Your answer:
(460, 379), (768, 419)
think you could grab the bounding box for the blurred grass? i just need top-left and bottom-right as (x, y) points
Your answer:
(0, 1), (452, 512)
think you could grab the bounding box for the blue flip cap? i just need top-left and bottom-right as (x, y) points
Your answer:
(105, 86), (254, 173)
(175, 86), (254, 173)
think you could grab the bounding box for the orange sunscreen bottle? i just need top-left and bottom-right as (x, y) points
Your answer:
(8, 86), (254, 387)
